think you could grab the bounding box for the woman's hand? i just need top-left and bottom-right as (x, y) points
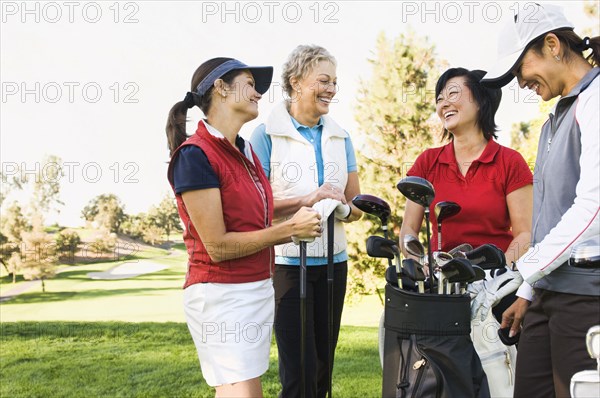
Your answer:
(501, 297), (530, 338)
(288, 207), (322, 239)
(304, 183), (347, 207)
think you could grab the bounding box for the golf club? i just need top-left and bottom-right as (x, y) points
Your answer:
(367, 236), (403, 289)
(352, 194), (392, 238)
(456, 264), (486, 294)
(465, 244), (506, 270)
(353, 194), (393, 269)
(434, 201), (461, 251)
(402, 258), (426, 293)
(403, 234), (426, 266)
(326, 214), (334, 398)
(397, 176), (436, 292)
(448, 243), (474, 259)
(299, 239), (308, 398)
(438, 257), (475, 294)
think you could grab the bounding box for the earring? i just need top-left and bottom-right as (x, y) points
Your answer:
(555, 55), (561, 61)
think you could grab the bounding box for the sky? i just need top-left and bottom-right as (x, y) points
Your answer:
(1, 1), (597, 226)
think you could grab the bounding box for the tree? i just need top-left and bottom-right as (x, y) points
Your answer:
(81, 194), (126, 233)
(345, 30), (446, 299)
(30, 155), (64, 215)
(0, 169), (25, 208)
(510, 98), (558, 168)
(0, 202), (30, 282)
(20, 227), (58, 292)
(55, 230), (82, 262)
(147, 194), (182, 241)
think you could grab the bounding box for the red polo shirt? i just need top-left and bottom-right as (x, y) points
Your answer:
(408, 139), (533, 252)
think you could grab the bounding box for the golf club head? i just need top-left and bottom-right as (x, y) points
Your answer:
(402, 259), (427, 282)
(448, 243), (473, 258)
(569, 237), (600, 268)
(396, 176), (435, 208)
(434, 201), (461, 224)
(385, 266), (418, 291)
(403, 234), (425, 258)
(465, 244), (506, 270)
(468, 265), (486, 282)
(366, 236), (398, 259)
(351, 194), (391, 225)
(433, 251), (453, 268)
(441, 258), (476, 283)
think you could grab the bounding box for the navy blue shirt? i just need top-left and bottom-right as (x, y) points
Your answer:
(173, 136), (246, 195)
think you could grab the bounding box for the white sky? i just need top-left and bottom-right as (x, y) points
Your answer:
(1, 1), (597, 226)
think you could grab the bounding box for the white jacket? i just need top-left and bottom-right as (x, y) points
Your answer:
(265, 101), (349, 258)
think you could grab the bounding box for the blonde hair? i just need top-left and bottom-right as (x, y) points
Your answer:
(281, 45), (337, 96)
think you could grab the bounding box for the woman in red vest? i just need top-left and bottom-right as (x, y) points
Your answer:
(166, 57), (322, 398)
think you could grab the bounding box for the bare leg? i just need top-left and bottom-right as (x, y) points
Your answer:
(215, 377), (263, 398)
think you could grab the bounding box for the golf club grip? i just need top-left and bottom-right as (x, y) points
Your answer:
(326, 213), (334, 397)
(300, 242), (307, 298)
(382, 227), (393, 268)
(327, 214), (334, 281)
(299, 240), (307, 398)
(425, 210), (435, 293)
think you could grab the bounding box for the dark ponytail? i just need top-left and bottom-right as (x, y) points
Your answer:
(165, 57), (239, 156)
(529, 29), (600, 68)
(584, 36), (600, 67)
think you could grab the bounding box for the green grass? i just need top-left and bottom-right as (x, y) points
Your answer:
(1, 241), (384, 396)
(1, 322), (381, 398)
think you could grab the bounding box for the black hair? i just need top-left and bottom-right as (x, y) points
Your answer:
(528, 29), (600, 67)
(165, 57), (244, 156)
(435, 68), (502, 141)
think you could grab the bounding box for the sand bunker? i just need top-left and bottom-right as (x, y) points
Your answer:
(88, 261), (168, 280)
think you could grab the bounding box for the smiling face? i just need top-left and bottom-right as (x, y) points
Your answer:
(435, 76), (479, 134)
(290, 60), (337, 125)
(513, 47), (562, 101)
(223, 70), (262, 122)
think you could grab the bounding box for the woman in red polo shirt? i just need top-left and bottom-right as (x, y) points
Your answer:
(165, 57), (322, 398)
(399, 67), (533, 396)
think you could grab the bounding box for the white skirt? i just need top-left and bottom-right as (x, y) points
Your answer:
(183, 278), (275, 386)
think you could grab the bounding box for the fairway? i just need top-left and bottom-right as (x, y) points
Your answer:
(0, 244), (384, 397)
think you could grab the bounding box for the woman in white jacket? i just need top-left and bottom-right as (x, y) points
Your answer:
(250, 44), (362, 398)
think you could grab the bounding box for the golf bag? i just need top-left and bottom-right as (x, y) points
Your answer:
(382, 284), (490, 398)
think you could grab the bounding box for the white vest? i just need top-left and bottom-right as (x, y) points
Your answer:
(265, 101), (349, 258)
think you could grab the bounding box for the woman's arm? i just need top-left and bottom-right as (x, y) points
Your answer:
(505, 184), (533, 264)
(182, 188), (322, 263)
(399, 199), (425, 258)
(342, 171), (362, 222)
(273, 183), (347, 219)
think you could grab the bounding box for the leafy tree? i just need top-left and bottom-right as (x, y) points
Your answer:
(20, 228), (58, 292)
(55, 230), (82, 261)
(0, 169), (25, 208)
(81, 194), (126, 233)
(120, 213), (146, 240)
(345, 30), (446, 299)
(0, 202), (30, 281)
(510, 98), (558, 169)
(31, 155), (64, 215)
(147, 195), (182, 241)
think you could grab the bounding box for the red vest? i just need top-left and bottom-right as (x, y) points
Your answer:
(168, 121), (274, 287)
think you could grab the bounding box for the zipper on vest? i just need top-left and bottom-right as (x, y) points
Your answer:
(238, 155), (269, 227)
(237, 154), (271, 276)
(533, 112), (556, 239)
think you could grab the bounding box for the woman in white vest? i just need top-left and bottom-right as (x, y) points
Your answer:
(250, 44), (362, 398)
